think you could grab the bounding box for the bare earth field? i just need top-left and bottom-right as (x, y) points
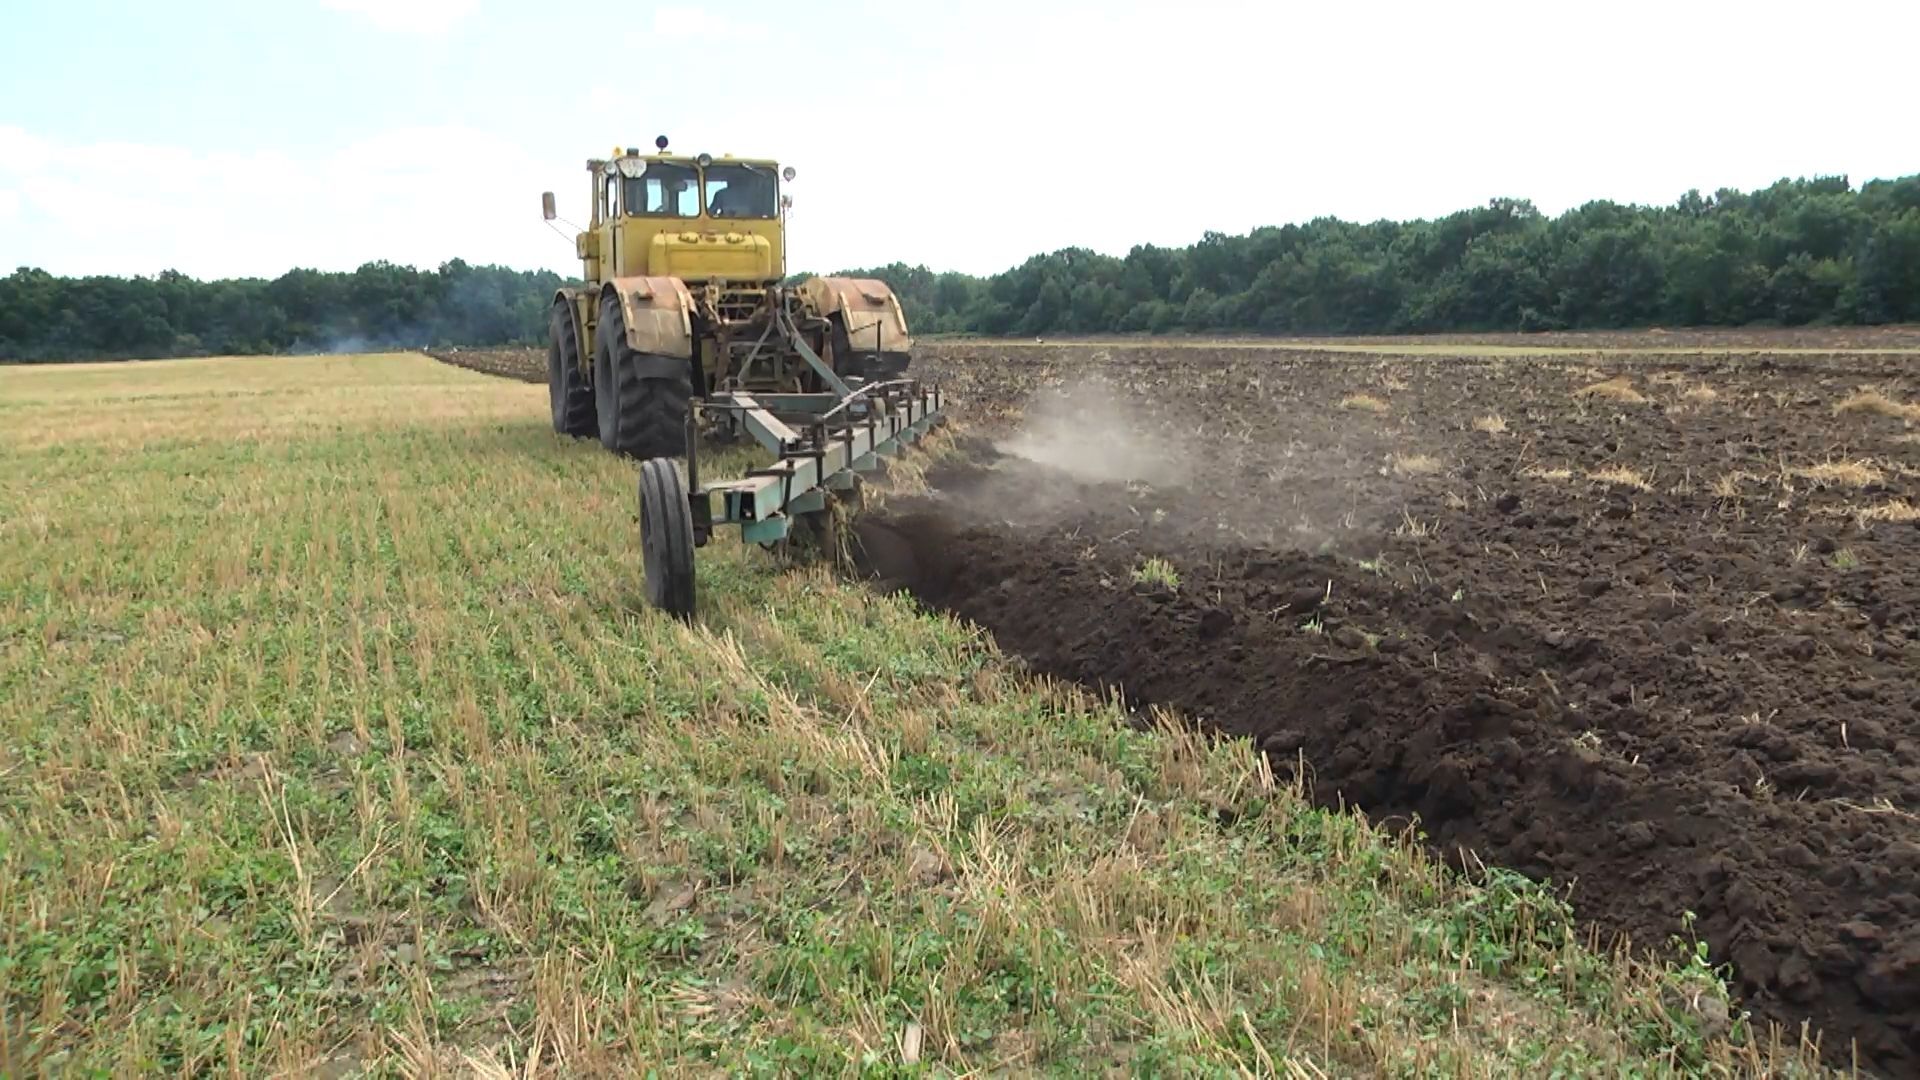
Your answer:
(885, 335), (1920, 1073)
(952, 325), (1920, 355)
(1298, 326), (1920, 352)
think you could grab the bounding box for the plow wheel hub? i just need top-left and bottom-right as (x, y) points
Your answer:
(638, 458), (696, 619)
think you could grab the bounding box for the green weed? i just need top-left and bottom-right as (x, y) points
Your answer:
(1130, 556), (1181, 590)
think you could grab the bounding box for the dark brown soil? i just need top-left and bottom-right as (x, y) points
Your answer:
(425, 346), (544, 383)
(866, 339), (1920, 1074)
(1289, 325), (1920, 351)
(955, 324), (1920, 352)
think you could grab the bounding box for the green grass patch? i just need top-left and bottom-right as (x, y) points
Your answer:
(1130, 557), (1181, 591)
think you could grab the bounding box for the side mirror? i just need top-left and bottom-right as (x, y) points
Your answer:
(541, 192), (557, 221)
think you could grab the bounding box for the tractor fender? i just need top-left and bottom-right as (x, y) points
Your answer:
(602, 276), (696, 360)
(799, 277), (913, 354)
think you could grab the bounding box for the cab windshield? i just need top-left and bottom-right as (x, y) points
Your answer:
(704, 164), (778, 219)
(622, 162), (699, 218)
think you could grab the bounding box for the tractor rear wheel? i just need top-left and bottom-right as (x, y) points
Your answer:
(594, 291), (692, 459)
(638, 457), (696, 619)
(547, 300), (596, 437)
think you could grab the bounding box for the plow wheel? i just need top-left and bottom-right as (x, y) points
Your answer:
(638, 458), (696, 619)
(547, 301), (596, 437)
(595, 291), (692, 459)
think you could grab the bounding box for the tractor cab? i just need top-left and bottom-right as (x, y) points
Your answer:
(551, 137), (792, 284)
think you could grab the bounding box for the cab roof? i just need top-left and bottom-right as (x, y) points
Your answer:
(592, 151), (779, 172)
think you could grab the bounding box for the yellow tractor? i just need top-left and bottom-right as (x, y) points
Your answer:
(540, 136), (914, 458)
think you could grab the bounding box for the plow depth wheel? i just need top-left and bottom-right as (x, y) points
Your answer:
(637, 458), (696, 619)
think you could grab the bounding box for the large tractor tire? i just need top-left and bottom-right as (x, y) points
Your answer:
(547, 300), (596, 437)
(594, 291), (693, 459)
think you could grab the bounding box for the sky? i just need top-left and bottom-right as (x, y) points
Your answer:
(2, 0), (1915, 282)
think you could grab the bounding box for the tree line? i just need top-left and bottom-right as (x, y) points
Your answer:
(4, 174), (1916, 362)
(849, 174), (1920, 336)
(0, 261), (563, 362)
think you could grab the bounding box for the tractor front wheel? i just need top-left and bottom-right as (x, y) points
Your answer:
(547, 300), (596, 437)
(594, 291), (692, 459)
(638, 457), (696, 619)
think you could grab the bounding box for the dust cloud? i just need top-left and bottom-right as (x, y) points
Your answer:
(891, 367), (1416, 561)
(994, 377), (1191, 487)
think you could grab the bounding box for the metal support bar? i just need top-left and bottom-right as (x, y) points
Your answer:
(722, 392), (848, 415)
(686, 408), (711, 546)
(741, 517), (791, 544)
(782, 309), (854, 399)
(722, 394), (804, 455)
(705, 383), (940, 528)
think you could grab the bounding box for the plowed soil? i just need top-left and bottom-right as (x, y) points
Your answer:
(861, 340), (1920, 1073)
(425, 346), (545, 383)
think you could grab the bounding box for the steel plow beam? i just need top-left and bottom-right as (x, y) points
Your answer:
(694, 381), (943, 545)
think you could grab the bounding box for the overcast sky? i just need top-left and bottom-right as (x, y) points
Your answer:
(2, 0), (1915, 282)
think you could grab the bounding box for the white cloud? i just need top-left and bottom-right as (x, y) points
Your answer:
(0, 126), (54, 173)
(650, 6), (767, 40)
(0, 125), (563, 279)
(0, 189), (19, 222)
(319, 0), (476, 34)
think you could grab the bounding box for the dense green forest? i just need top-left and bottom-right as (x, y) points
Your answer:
(0, 261), (564, 362)
(850, 174), (1920, 336)
(4, 174), (1917, 362)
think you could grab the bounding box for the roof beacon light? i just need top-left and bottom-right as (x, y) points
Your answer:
(655, 135), (669, 151)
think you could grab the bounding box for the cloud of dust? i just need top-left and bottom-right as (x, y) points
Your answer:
(994, 376), (1190, 487)
(907, 369), (1414, 561)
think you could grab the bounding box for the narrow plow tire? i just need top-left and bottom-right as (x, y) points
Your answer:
(638, 458), (696, 619)
(547, 301), (596, 437)
(594, 291), (693, 459)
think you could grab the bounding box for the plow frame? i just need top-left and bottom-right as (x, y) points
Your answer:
(636, 378), (944, 618)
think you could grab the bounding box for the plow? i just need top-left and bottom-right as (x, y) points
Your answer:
(637, 377), (944, 617)
(537, 134), (946, 618)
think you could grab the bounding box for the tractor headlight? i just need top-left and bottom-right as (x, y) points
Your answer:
(614, 157), (647, 179)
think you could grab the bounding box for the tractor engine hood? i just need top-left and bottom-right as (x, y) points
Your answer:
(649, 230), (775, 282)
